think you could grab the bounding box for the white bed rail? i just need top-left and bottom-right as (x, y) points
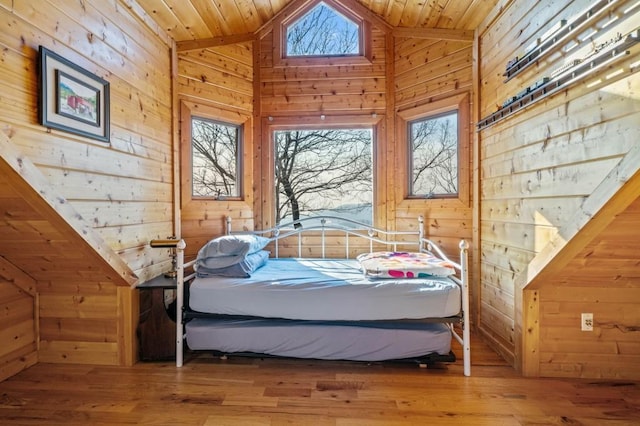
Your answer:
(175, 240), (195, 368)
(419, 237), (470, 376)
(175, 216), (471, 376)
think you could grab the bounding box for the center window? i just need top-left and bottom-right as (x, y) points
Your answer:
(274, 128), (373, 226)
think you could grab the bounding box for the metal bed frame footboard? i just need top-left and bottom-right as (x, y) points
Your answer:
(173, 215), (471, 376)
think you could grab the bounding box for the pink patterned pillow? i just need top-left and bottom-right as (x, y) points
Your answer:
(357, 251), (456, 278)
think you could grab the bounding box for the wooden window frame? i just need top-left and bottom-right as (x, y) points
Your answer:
(273, 0), (372, 68)
(258, 114), (384, 230)
(396, 94), (470, 208)
(180, 101), (253, 208)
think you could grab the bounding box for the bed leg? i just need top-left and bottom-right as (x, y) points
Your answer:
(460, 240), (471, 377)
(176, 239), (186, 368)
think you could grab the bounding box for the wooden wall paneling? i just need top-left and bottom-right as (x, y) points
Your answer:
(393, 28), (475, 318)
(260, 27), (387, 117)
(478, 0), (640, 378)
(0, 255), (36, 297)
(134, 0), (201, 41)
(0, 132), (137, 286)
(11, 1), (171, 98)
(38, 171), (173, 204)
(395, 39), (471, 77)
(0, 0), (175, 284)
(252, 37), (263, 228)
(71, 201), (174, 229)
(260, 63), (387, 84)
(0, 260), (37, 382)
(379, 31), (395, 231)
(0, 0), (177, 372)
(179, 52), (253, 91)
(178, 40), (255, 258)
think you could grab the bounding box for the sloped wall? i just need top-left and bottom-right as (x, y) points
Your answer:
(0, 0), (173, 375)
(476, 0), (640, 376)
(535, 196), (640, 378)
(0, 0), (174, 282)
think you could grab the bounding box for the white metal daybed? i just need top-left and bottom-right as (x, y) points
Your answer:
(173, 216), (471, 376)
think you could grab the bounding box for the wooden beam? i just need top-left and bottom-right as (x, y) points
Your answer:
(521, 289), (540, 377)
(392, 27), (474, 42)
(176, 33), (256, 51)
(171, 39), (181, 239)
(0, 130), (138, 287)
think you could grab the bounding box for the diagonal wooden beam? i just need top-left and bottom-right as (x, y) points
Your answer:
(176, 33), (256, 52)
(393, 27), (474, 42)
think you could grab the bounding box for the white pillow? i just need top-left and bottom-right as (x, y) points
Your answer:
(197, 234), (270, 260)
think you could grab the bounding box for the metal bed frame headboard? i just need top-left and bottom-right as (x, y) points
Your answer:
(226, 215), (426, 259)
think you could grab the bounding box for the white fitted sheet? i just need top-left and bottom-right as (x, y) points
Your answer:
(189, 258), (461, 321)
(185, 318), (452, 361)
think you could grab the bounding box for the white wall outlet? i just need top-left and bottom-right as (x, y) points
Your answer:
(581, 313), (594, 331)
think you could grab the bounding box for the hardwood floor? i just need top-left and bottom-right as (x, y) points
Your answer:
(0, 335), (639, 425)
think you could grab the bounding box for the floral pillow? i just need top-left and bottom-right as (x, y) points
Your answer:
(357, 251), (456, 279)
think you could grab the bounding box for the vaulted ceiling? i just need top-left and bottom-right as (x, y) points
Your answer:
(136, 0), (498, 42)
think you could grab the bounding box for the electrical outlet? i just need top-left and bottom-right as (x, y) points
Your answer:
(581, 313), (593, 331)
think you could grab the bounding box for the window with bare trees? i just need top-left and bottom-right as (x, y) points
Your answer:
(397, 94), (469, 205)
(275, 0), (370, 65)
(286, 2), (359, 57)
(274, 128), (373, 226)
(191, 117), (241, 199)
(409, 111), (459, 198)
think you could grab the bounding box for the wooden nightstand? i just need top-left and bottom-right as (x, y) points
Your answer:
(137, 275), (177, 361)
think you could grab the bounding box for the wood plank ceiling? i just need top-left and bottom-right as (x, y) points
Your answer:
(136, 0), (497, 42)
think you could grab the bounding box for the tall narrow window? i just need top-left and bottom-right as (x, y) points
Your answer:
(286, 2), (360, 57)
(274, 128), (373, 226)
(409, 111), (459, 198)
(191, 117), (241, 199)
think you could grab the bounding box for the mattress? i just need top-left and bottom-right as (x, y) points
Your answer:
(185, 318), (452, 361)
(189, 258), (461, 321)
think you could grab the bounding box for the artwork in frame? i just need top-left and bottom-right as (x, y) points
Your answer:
(38, 46), (110, 143)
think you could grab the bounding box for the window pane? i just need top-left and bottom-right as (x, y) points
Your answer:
(410, 112), (459, 197)
(191, 117), (240, 198)
(274, 128), (372, 226)
(286, 2), (359, 56)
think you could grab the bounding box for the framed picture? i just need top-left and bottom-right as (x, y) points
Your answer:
(38, 46), (110, 143)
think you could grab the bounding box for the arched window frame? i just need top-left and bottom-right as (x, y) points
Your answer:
(273, 0), (372, 67)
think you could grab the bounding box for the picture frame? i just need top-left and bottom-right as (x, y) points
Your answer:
(38, 46), (110, 143)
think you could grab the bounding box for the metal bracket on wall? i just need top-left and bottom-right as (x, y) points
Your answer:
(477, 29), (639, 131)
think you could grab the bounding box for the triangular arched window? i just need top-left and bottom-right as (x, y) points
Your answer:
(286, 2), (359, 57)
(274, 0), (371, 65)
